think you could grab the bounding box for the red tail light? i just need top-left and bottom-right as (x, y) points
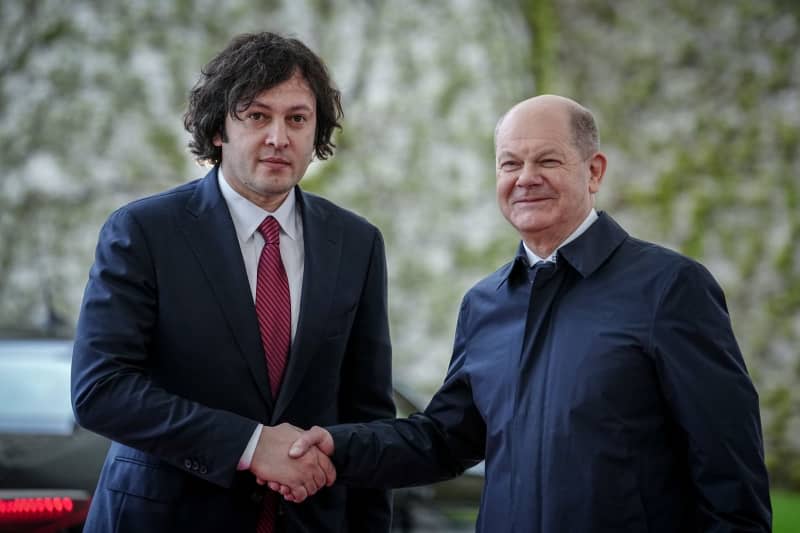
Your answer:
(0, 491), (90, 532)
(0, 496), (74, 515)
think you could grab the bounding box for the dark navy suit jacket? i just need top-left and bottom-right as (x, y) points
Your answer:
(71, 167), (395, 532)
(330, 212), (771, 532)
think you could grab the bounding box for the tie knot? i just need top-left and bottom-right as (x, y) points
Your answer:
(258, 216), (281, 245)
(529, 260), (557, 284)
(531, 260), (555, 270)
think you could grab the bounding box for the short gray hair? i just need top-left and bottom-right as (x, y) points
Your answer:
(569, 104), (599, 158)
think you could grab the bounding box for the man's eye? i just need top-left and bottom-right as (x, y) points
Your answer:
(541, 159), (560, 167)
(248, 112), (265, 121)
(501, 161), (520, 170)
(290, 115), (307, 123)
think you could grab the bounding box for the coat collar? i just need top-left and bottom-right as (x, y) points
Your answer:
(498, 211), (628, 289)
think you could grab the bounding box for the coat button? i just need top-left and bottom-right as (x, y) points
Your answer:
(184, 459), (192, 469)
(192, 461), (200, 471)
(200, 465), (207, 474)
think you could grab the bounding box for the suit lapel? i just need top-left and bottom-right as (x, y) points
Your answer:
(272, 189), (342, 422)
(178, 168), (274, 411)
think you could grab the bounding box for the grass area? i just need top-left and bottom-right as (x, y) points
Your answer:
(773, 490), (800, 533)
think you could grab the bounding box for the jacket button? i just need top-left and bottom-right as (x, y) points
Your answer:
(184, 459), (192, 469)
(192, 461), (200, 471)
(200, 465), (207, 474)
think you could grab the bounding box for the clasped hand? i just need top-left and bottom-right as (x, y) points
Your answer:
(249, 424), (335, 503)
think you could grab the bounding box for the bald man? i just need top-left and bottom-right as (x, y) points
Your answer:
(285, 95), (772, 532)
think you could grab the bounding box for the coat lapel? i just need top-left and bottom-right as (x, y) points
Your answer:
(178, 168), (274, 411)
(272, 189), (342, 422)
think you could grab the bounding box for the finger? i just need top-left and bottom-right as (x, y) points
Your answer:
(291, 485), (308, 503)
(289, 426), (331, 458)
(280, 486), (294, 501)
(310, 460), (326, 491)
(313, 426), (335, 456)
(288, 435), (315, 458)
(312, 449), (335, 487)
(256, 477), (266, 486)
(267, 481), (281, 492)
(319, 453), (337, 486)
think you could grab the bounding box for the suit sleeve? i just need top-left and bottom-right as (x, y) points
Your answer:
(70, 207), (257, 488)
(650, 261), (771, 532)
(330, 294), (485, 489)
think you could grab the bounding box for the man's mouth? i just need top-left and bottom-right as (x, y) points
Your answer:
(259, 156), (291, 167)
(514, 197), (552, 204)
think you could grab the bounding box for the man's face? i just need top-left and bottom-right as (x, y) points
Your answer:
(214, 72), (317, 211)
(495, 102), (604, 244)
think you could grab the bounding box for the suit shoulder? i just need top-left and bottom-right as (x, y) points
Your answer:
(618, 235), (718, 287)
(301, 190), (381, 233)
(122, 179), (200, 214)
(106, 179), (200, 225)
(463, 259), (515, 299)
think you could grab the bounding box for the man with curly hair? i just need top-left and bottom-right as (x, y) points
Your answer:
(72, 32), (394, 533)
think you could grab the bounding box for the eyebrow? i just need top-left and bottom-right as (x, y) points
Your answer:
(497, 147), (562, 160)
(248, 100), (314, 113)
(496, 150), (519, 160)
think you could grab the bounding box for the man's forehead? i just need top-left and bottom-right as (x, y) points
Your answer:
(498, 108), (569, 139)
(252, 73), (315, 104)
(496, 133), (571, 155)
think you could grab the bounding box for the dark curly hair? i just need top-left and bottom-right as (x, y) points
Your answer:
(184, 32), (343, 165)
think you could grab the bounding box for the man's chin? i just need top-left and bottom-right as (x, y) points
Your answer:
(511, 213), (549, 233)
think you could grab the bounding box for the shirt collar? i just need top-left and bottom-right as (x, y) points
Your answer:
(521, 209), (599, 265)
(502, 210), (628, 289)
(218, 167), (299, 242)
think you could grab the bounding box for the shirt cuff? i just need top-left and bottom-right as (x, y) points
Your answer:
(237, 424), (263, 471)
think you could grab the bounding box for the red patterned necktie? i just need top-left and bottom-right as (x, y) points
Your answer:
(255, 216), (291, 533)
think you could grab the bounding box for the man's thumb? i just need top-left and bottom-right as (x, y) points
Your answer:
(289, 426), (332, 457)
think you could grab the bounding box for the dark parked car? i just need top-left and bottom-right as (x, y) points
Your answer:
(0, 338), (109, 532)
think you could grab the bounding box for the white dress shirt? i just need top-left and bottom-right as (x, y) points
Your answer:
(523, 208), (598, 265)
(217, 169), (305, 470)
(218, 170), (304, 339)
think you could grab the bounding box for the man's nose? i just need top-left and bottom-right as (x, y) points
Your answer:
(516, 163), (543, 186)
(265, 121), (289, 148)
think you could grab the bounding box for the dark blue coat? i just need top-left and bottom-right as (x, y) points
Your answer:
(331, 212), (771, 532)
(71, 168), (395, 532)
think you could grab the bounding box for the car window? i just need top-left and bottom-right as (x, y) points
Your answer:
(0, 341), (74, 435)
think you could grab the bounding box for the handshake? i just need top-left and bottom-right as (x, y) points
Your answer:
(249, 423), (336, 503)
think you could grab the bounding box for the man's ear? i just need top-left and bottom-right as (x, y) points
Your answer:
(588, 152), (607, 193)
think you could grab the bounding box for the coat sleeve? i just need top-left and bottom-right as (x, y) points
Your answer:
(650, 260), (771, 532)
(70, 207), (257, 488)
(330, 294), (485, 490)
